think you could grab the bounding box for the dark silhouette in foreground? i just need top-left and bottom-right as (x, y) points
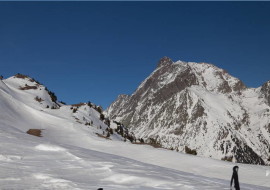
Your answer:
(230, 166), (240, 190)
(97, 188), (103, 190)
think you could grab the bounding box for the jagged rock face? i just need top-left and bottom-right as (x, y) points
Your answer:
(261, 81), (270, 106)
(106, 57), (270, 165)
(157, 56), (173, 67)
(106, 94), (130, 119)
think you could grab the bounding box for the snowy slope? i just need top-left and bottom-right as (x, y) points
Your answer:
(0, 75), (113, 142)
(106, 57), (270, 165)
(0, 74), (270, 189)
(1, 126), (270, 190)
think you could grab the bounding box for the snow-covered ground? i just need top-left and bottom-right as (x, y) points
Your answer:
(0, 76), (270, 189)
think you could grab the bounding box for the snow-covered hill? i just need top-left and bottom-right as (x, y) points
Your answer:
(106, 57), (270, 165)
(1, 73), (270, 189)
(0, 74), (117, 142)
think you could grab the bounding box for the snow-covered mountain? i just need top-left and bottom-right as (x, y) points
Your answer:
(1, 73), (270, 189)
(0, 74), (124, 143)
(106, 57), (270, 165)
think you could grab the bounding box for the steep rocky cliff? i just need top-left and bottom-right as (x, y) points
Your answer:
(106, 57), (270, 165)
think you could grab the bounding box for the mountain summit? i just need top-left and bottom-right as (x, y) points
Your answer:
(106, 57), (270, 165)
(157, 56), (173, 68)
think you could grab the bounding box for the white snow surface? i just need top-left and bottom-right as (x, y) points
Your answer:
(0, 76), (270, 189)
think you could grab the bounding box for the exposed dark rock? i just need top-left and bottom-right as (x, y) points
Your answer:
(232, 137), (265, 165)
(185, 146), (197, 155)
(190, 102), (205, 122)
(233, 80), (246, 92)
(27, 129), (42, 137)
(261, 81), (270, 105)
(157, 56), (173, 68)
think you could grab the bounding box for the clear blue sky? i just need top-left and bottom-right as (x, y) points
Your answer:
(0, 2), (270, 108)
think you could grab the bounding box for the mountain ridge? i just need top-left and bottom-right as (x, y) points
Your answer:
(106, 57), (270, 165)
(1, 72), (270, 189)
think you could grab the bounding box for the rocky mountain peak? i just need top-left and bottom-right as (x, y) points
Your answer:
(157, 56), (173, 68)
(106, 57), (270, 165)
(184, 62), (246, 94)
